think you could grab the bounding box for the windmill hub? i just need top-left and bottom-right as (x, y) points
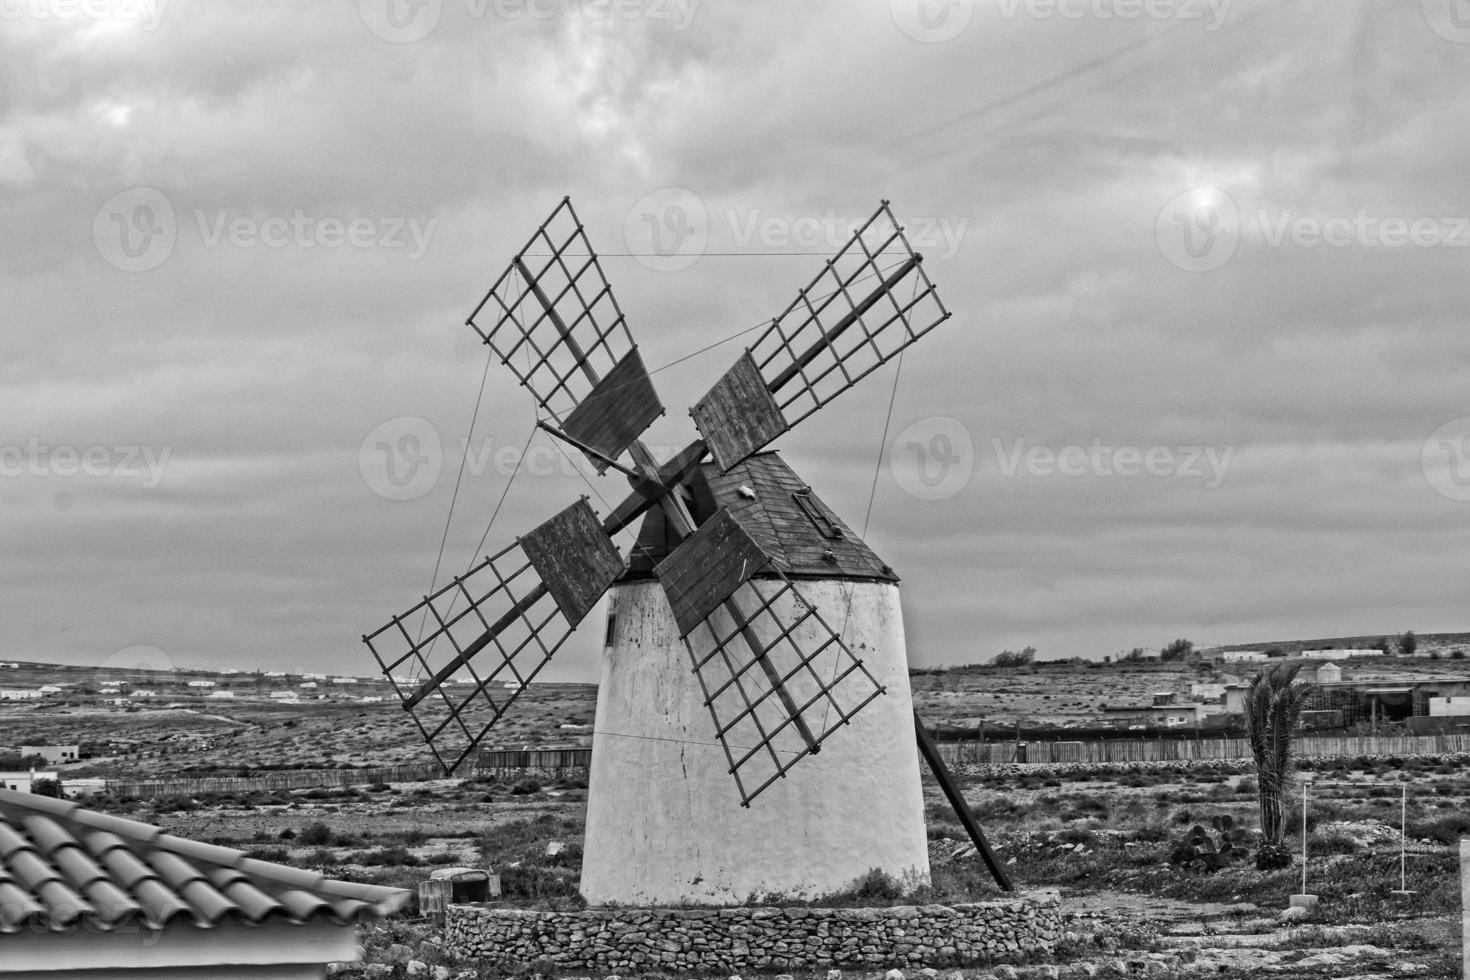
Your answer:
(363, 197), (1012, 905)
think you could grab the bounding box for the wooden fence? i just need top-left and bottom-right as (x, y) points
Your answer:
(936, 732), (1470, 765)
(97, 733), (1470, 797)
(104, 761), (448, 798)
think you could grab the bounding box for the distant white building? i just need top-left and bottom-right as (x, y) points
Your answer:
(1221, 651), (1267, 663)
(1313, 662), (1343, 684)
(186, 680), (216, 689)
(21, 745), (79, 765)
(330, 677), (357, 684)
(0, 689), (42, 701)
(269, 691), (299, 700)
(0, 662), (18, 669)
(1430, 697), (1470, 717)
(132, 689), (156, 698)
(298, 682), (318, 690)
(302, 672), (327, 681)
(207, 690), (236, 699)
(37, 685), (63, 695)
(1301, 649), (1379, 660)
(264, 671), (287, 678)
(0, 770), (59, 792)
(1190, 681), (1227, 701)
(359, 696), (384, 703)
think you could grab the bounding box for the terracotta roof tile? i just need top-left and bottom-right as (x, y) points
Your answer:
(0, 788), (409, 934)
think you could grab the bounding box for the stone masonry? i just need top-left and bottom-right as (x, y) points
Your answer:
(445, 892), (1061, 973)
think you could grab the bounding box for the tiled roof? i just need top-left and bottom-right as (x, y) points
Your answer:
(0, 788), (409, 934)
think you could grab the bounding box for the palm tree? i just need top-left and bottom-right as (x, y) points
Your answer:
(1245, 662), (1313, 868)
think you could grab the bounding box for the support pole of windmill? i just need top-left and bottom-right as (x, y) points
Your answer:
(912, 709), (1012, 891)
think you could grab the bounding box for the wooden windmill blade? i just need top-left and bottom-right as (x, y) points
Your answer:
(362, 498), (625, 774)
(467, 197), (664, 472)
(655, 507), (887, 806)
(691, 200), (953, 472)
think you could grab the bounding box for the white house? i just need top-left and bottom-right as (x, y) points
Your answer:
(0, 770), (59, 793)
(207, 690), (237, 699)
(298, 681), (318, 690)
(0, 788), (409, 978)
(0, 689), (42, 701)
(330, 677), (358, 684)
(1301, 648), (1379, 659)
(36, 685), (62, 695)
(1190, 681), (1227, 701)
(20, 745), (78, 766)
(186, 679), (216, 688)
(1221, 650), (1267, 663)
(1428, 696), (1470, 717)
(269, 691), (299, 700)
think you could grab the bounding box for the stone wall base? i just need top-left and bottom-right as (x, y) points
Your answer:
(445, 892), (1061, 974)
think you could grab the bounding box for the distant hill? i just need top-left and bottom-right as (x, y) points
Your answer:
(1208, 632), (1470, 656)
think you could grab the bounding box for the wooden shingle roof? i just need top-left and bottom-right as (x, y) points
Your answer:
(623, 451), (897, 582)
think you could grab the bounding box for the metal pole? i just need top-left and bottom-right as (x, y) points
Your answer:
(1401, 783), (1408, 892)
(1301, 780), (1309, 895)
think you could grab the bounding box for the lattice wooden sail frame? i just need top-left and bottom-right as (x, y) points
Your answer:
(692, 201), (953, 471)
(466, 197), (662, 470)
(681, 567), (887, 807)
(363, 499), (625, 775)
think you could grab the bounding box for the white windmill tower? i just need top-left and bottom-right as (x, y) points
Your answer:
(364, 198), (1011, 904)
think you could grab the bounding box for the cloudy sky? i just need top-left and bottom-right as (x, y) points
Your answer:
(3, 0), (1469, 685)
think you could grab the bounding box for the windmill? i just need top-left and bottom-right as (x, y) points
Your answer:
(364, 197), (1010, 903)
